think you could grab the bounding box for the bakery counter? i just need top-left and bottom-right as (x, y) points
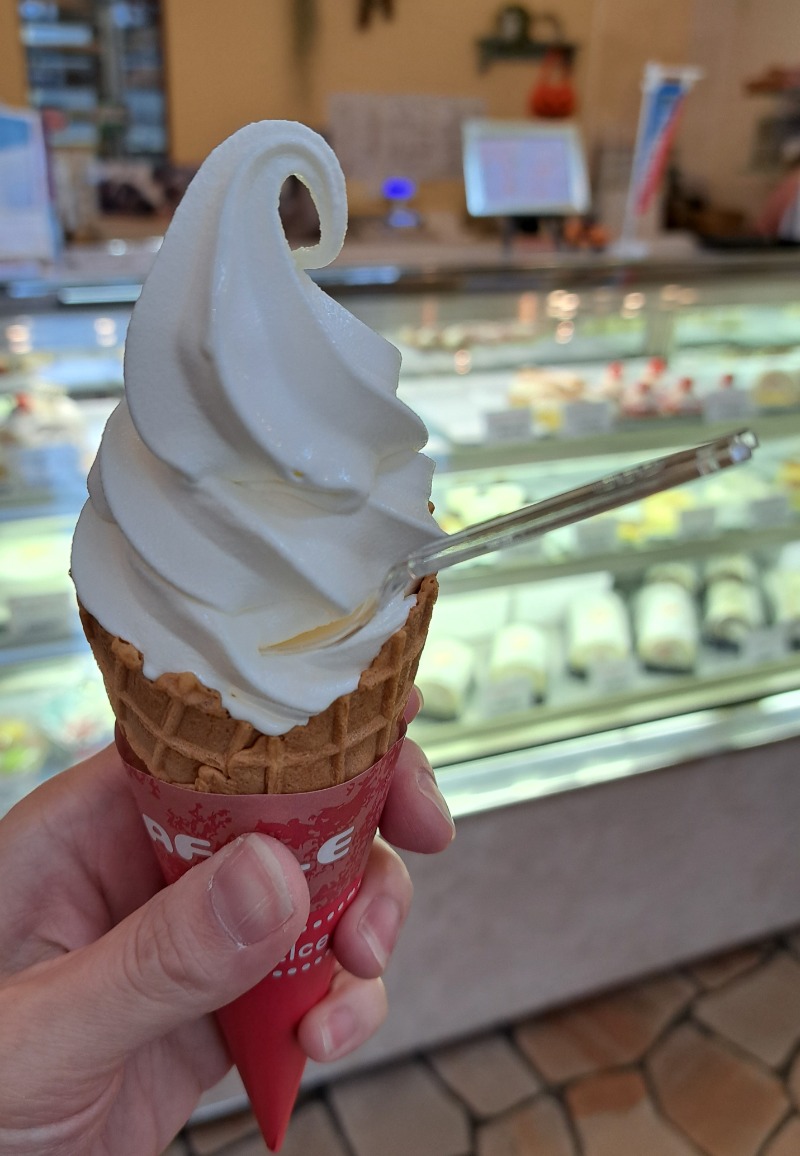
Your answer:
(2, 253), (800, 821)
(5, 249), (800, 1124)
(412, 654), (800, 769)
(406, 403), (800, 767)
(3, 238), (800, 305)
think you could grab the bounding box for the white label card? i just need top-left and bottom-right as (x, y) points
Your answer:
(680, 507), (716, 540)
(8, 592), (73, 638)
(576, 518), (618, 555)
(8, 444), (81, 492)
(587, 656), (638, 693)
(484, 408), (533, 444)
(512, 536), (545, 561)
(560, 400), (615, 439)
(702, 388), (755, 424)
(481, 676), (534, 718)
(748, 494), (791, 529)
(742, 625), (789, 666)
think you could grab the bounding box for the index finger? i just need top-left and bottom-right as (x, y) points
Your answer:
(403, 686), (423, 725)
(379, 736), (455, 854)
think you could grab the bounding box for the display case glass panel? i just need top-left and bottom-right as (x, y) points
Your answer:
(1, 254), (800, 808)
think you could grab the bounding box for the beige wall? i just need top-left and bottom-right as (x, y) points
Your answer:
(163, 0), (652, 164)
(580, 0), (696, 143)
(681, 0), (800, 216)
(163, 0), (708, 215)
(162, 0), (296, 162)
(0, 0), (27, 108)
(4, 0), (795, 222)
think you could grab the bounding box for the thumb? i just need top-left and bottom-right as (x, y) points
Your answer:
(23, 834), (310, 1072)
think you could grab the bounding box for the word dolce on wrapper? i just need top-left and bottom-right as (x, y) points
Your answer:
(272, 881), (362, 978)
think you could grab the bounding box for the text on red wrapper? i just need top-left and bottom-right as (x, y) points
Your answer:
(141, 814), (356, 869)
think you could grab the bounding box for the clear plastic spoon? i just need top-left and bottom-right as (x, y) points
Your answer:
(272, 429), (758, 653)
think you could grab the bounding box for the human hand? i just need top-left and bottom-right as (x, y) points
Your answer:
(0, 690), (452, 1156)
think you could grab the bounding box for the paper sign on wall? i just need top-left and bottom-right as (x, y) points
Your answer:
(328, 93), (485, 187)
(0, 105), (57, 263)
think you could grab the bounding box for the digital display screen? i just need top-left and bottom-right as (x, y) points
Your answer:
(477, 135), (573, 212)
(463, 120), (589, 217)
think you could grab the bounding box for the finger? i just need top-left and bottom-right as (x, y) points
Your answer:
(333, 839), (412, 978)
(297, 970), (387, 1064)
(380, 738), (455, 853)
(1, 834), (310, 1076)
(403, 686), (423, 724)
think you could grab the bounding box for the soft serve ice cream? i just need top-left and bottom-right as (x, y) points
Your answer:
(71, 121), (442, 736)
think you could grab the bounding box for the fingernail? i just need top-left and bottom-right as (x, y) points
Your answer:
(319, 1004), (357, 1060)
(357, 894), (403, 971)
(210, 835), (296, 947)
(417, 768), (455, 841)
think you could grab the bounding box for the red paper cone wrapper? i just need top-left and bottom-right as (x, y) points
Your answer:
(117, 726), (402, 1151)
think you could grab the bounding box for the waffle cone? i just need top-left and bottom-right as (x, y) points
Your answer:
(79, 575), (437, 795)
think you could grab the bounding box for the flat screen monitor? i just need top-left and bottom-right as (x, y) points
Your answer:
(462, 118), (590, 217)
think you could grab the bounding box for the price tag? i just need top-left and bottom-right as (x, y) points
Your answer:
(484, 408), (533, 444)
(702, 388), (755, 424)
(576, 518), (618, 555)
(680, 506), (717, 539)
(560, 400), (615, 439)
(8, 592), (73, 638)
(748, 494), (791, 529)
(513, 535), (545, 562)
(8, 444), (82, 492)
(741, 625), (789, 666)
(587, 656), (638, 694)
(481, 676), (534, 718)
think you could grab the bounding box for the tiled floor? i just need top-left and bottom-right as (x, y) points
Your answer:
(169, 929), (800, 1156)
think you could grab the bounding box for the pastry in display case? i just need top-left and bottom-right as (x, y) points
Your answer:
(634, 579), (699, 674)
(3, 253), (800, 809)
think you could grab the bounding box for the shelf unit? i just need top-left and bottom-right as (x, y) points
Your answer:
(17, 0), (166, 157)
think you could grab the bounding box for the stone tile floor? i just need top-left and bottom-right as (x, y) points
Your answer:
(167, 929), (800, 1156)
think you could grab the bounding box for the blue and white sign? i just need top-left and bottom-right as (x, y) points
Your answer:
(617, 64), (701, 254)
(0, 105), (57, 263)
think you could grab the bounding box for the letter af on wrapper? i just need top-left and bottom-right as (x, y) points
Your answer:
(118, 726), (403, 1151)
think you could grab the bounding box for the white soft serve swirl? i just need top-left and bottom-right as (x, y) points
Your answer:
(71, 120), (442, 735)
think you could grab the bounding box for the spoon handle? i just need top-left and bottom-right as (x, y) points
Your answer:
(394, 429), (758, 588)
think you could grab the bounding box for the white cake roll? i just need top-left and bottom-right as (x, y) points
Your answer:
(488, 623), (549, 699)
(765, 568), (800, 619)
(644, 562), (699, 594)
(416, 636), (476, 721)
(704, 578), (765, 646)
(704, 554), (759, 586)
(764, 569), (800, 643)
(635, 581), (699, 672)
(566, 590), (632, 674)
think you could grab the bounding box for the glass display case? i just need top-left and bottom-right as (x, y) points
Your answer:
(17, 0), (166, 156)
(2, 250), (800, 815)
